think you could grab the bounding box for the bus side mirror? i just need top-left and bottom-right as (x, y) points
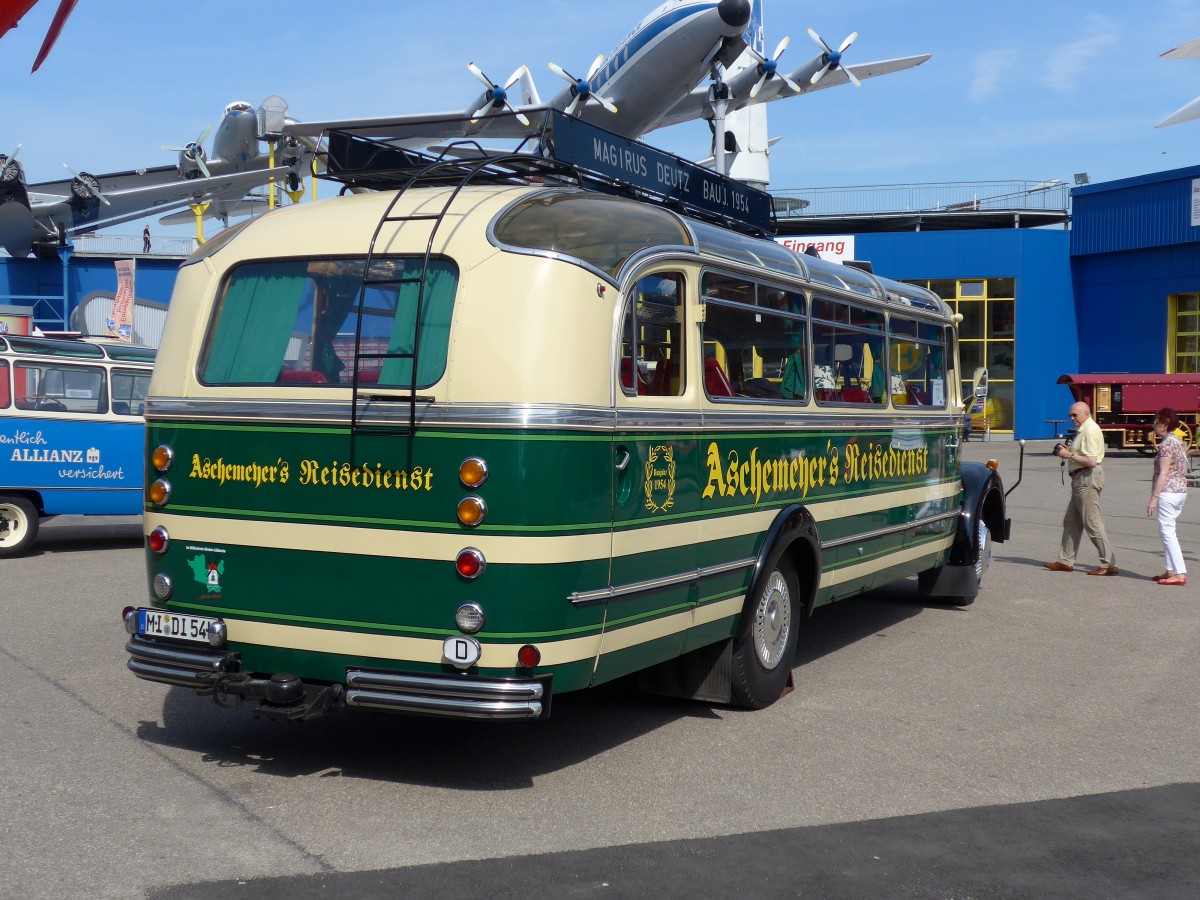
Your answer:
(972, 367), (989, 399)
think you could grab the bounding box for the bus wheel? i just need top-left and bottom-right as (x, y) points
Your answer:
(0, 496), (39, 558)
(731, 557), (799, 709)
(974, 519), (992, 585)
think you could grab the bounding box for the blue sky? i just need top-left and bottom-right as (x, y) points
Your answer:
(3, 0), (1200, 237)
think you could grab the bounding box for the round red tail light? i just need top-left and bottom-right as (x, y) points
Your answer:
(455, 548), (485, 579)
(517, 644), (541, 669)
(148, 526), (169, 554)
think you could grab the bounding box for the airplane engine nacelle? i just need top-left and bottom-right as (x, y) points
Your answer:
(0, 155), (25, 186)
(179, 144), (208, 180)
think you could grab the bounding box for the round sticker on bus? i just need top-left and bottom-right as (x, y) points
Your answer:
(443, 635), (481, 669)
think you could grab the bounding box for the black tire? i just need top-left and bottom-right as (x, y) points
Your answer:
(731, 555), (800, 709)
(0, 495), (39, 558)
(918, 518), (990, 607)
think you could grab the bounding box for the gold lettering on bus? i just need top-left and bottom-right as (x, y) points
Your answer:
(187, 454), (434, 492)
(701, 438), (930, 506)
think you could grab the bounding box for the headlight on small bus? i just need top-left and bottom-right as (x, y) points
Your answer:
(152, 445), (173, 472)
(148, 479), (171, 506)
(456, 495), (486, 527)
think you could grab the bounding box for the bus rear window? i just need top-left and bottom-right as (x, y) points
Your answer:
(200, 257), (459, 388)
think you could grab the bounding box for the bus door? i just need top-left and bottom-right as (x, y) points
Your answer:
(598, 272), (698, 683)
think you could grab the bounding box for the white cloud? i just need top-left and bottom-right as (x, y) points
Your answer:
(969, 48), (1020, 102)
(1042, 16), (1119, 94)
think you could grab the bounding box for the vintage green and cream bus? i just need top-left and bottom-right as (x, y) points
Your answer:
(123, 121), (1012, 721)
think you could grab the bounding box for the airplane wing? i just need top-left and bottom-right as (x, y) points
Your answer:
(283, 108), (544, 148)
(1162, 37), (1200, 60)
(34, 167), (291, 235)
(1158, 95), (1200, 128)
(158, 193), (272, 226)
(651, 54), (931, 132)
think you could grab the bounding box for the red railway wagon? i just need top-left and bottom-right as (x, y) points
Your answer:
(1057, 374), (1200, 455)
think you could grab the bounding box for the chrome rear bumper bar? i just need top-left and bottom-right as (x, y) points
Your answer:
(345, 668), (550, 720)
(125, 636), (233, 688)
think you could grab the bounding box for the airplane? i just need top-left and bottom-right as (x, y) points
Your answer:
(0, 95), (322, 253)
(284, 0), (929, 180)
(1157, 37), (1200, 128)
(0, 0), (78, 72)
(0, 151), (290, 257)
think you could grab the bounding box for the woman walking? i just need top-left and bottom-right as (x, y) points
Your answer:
(1147, 407), (1189, 586)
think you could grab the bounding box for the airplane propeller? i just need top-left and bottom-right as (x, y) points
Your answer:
(0, 145), (24, 183)
(161, 125), (213, 178)
(747, 37), (803, 99)
(548, 55), (618, 116)
(467, 63), (532, 127)
(63, 164), (111, 206)
(807, 29), (860, 87)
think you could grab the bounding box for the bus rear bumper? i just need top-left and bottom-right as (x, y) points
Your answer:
(345, 668), (551, 720)
(125, 636), (551, 721)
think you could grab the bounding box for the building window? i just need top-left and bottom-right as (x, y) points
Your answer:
(1169, 293), (1200, 374)
(906, 277), (1016, 432)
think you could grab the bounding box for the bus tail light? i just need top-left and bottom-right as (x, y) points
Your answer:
(148, 526), (169, 553)
(151, 445), (174, 472)
(455, 602), (486, 634)
(517, 644), (541, 669)
(458, 457), (489, 488)
(456, 495), (486, 527)
(153, 573), (172, 600)
(455, 548), (485, 579)
(148, 479), (171, 506)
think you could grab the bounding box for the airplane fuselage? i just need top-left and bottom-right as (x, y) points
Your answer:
(555, 0), (751, 137)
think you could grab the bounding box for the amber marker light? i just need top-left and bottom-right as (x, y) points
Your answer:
(148, 479), (171, 506)
(458, 457), (489, 489)
(517, 644), (541, 669)
(151, 445), (173, 472)
(148, 526), (170, 554)
(986, 459), (999, 472)
(456, 495), (487, 528)
(455, 548), (486, 579)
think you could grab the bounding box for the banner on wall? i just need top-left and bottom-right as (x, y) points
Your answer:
(774, 235), (856, 265)
(108, 259), (135, 342)
(1192, 179), (1200, 229)
(0, 305), (33, 336)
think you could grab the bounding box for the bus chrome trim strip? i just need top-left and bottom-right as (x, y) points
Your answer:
(822, 536), (955, 587)
(819, 509), (961, 551)
(569, 556), (756, 606)
(147, 397), (963, 433)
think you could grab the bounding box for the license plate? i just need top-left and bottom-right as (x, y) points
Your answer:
(138, 609), (220, 644)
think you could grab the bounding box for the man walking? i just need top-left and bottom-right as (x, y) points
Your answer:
(143, 225), (151, 253)
(1043, 401), (1118, 575)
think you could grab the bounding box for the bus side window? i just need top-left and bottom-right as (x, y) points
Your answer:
(0, 361), (9, 409)
(622, 273), (685, 397)
(701, 282), (807, 402)
(888, 317), (947, 408)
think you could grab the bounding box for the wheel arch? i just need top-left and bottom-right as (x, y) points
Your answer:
(748, 504), (822, 618)
(952, 462), (1007, 565)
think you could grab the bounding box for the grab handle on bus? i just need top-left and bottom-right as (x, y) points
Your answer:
(615, 448), (631, 472)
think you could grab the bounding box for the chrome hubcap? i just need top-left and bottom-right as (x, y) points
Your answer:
(754, 571), (791, 670)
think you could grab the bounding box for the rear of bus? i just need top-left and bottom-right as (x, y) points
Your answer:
(123, 187), (623, 721)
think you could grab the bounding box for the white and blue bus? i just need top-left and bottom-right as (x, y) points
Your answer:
(0, 335), (155, 557)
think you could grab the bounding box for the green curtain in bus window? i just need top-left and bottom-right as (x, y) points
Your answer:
(204, 262), (309, 383)
(379, 262), (457, 388)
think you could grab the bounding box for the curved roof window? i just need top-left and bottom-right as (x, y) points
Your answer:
(492, 191), (693, 279)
